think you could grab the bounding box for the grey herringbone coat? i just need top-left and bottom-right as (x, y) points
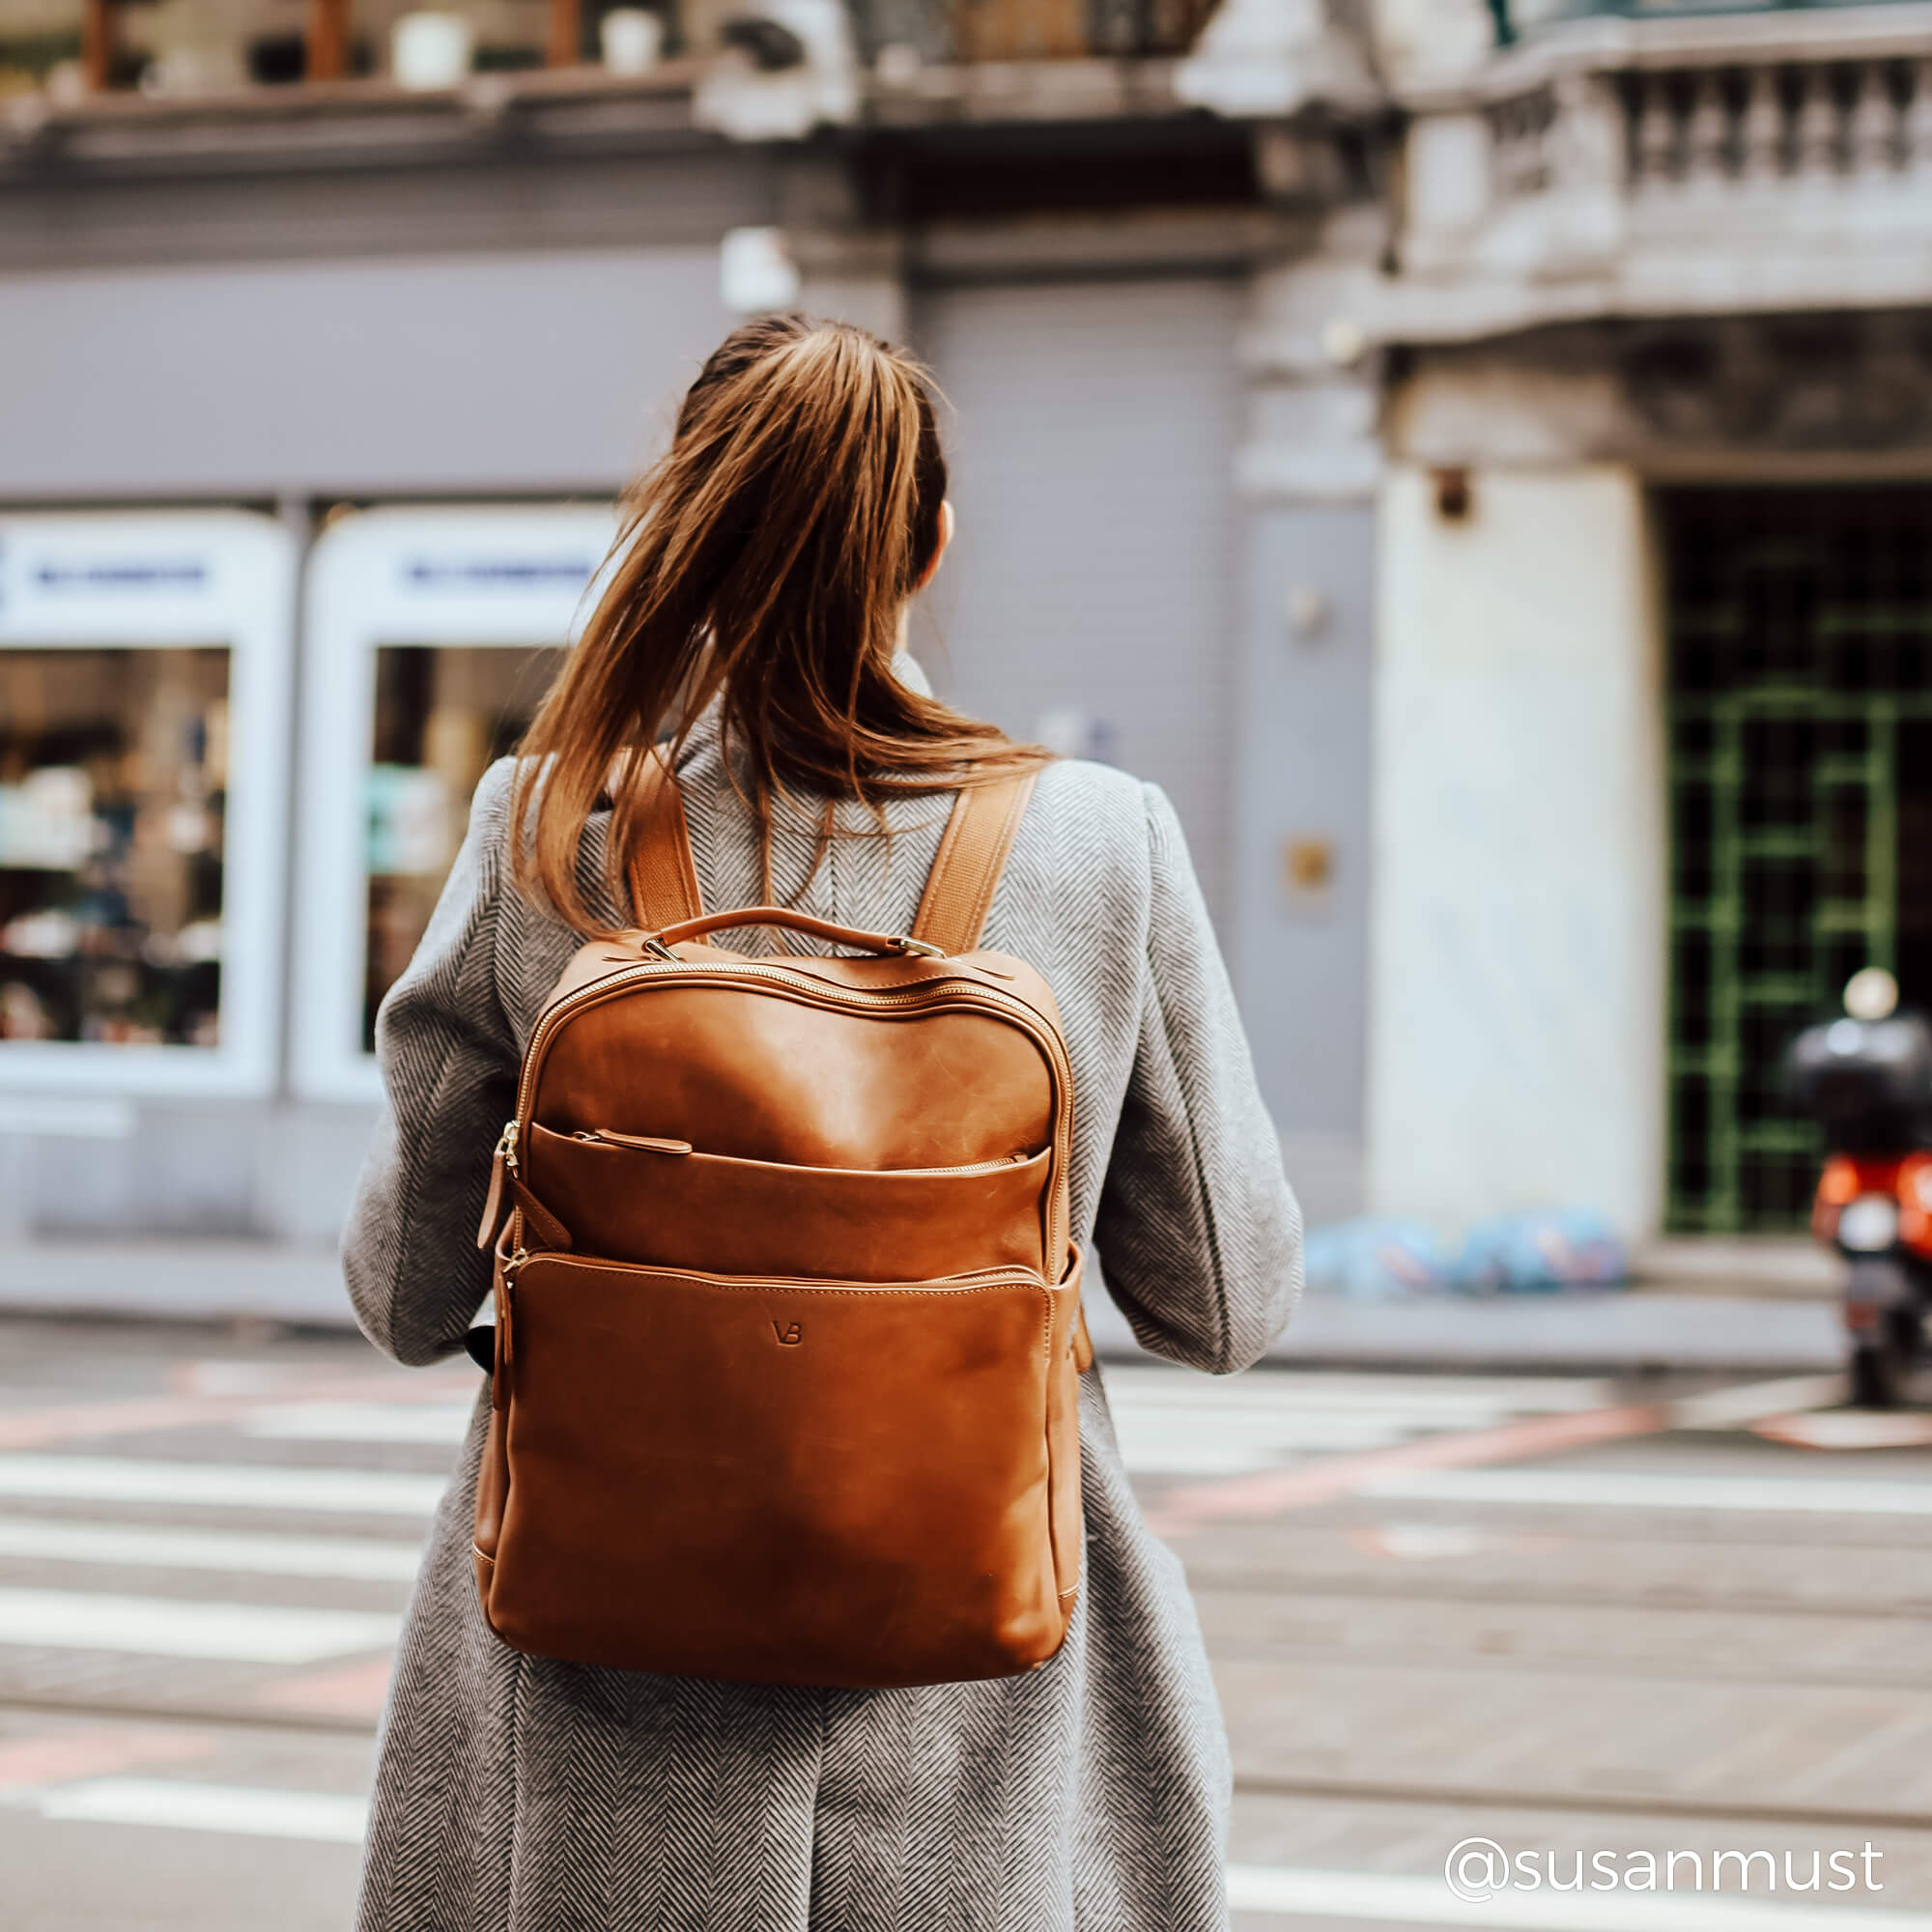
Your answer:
(344, 693), (1301, 1932)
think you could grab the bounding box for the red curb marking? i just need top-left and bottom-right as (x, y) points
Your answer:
(0, 1725), (214, 1791)
(1148, 1401), (1670, 1534)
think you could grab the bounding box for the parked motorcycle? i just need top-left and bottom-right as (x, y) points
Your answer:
(1787, 970), (1932, 1407)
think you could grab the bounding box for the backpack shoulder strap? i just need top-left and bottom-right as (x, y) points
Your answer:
(626, 748), (705, 931)
(912, 771), (1037, 955)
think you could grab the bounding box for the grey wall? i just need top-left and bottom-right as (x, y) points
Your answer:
(0, 244), (737, 498)
(1229, 499), (1376, 1220)
(911, 275), (1243, 919)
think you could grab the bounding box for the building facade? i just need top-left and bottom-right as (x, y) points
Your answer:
(1366, 0), (1932, 1240)
(0, 0), (1924, 1301)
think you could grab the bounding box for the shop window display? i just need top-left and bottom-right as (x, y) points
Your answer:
(0, 647), (230, 1049)
(363, 643), (563, 1045)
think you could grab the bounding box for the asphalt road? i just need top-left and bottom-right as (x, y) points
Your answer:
(0, 1313), (1927, 1931)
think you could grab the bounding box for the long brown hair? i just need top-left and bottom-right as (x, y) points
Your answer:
(512, 314), (1049, 932)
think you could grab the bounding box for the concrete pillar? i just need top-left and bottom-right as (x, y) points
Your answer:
(1366, 463), (1666, 1240)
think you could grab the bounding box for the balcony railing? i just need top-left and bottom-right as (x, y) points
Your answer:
(1501, 0), (1928, 38)
(1615, 57), (1932, 183)
(1482, 53), (1932, 200)
(1392, 3), (1932, 337)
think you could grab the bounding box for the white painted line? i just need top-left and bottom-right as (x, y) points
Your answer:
(241, 1402), (474, 1444)
(1228, 1866), (1932, 1932)
(1754, 1410), (1932, 1452)
(0, 1515), (421, 1581)
(1669, 1375), (1848, 1432)
(0, 1457), (445, 1516)
(1366, 1470), (1932, 1516)
(1117, 1406), (1440, 1438)
(0, 1588), (400, 1662)
(1120, 1416), (1408, 1450)
(38, 1777), (367, 1844)
(1106, 1369), (1618, 1414)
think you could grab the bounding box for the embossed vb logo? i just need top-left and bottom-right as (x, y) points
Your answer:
(772, 1321), (803, 1347)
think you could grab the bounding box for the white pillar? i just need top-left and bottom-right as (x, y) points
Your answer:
(1366, 463), (1666, 1241)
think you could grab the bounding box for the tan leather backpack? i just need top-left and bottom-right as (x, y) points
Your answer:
(470, 756), (1089, 1688)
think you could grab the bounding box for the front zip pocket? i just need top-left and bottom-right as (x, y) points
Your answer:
(519, 1122), (1053, 1282)
(571, 1128), (1033, 1179)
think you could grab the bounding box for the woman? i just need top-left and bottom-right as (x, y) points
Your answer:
(346, 314), (1300, 1931)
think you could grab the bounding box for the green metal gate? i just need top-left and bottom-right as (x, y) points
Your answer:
(1663, 488), (1932, 1233)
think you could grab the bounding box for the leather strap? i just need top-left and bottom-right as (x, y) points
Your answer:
(627, 753), (1036, 958)
(626, 748), (705, 930)
(912, 773), (1037, 956)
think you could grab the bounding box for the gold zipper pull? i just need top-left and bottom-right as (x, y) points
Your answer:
(497, 1246), (526, 1372)
(580, 1128), (694, 1155)
(475, 1120), (520, 1251)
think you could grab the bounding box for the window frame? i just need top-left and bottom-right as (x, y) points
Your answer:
(0, 509), (296, 1098)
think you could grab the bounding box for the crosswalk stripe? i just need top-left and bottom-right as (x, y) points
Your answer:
(0, 1587), (400, 1662)
(1106, 1369), (1618, 1417)
(0, 1457), (445, 1516)
(1228, 1866), (1932, 1931)
(35, 1776), (368, 1844)
(241, 1403), (475, 1444)
(1368, 1469), (1932, 1515)
(1105, 1372), (1621, 1476)
(0, 1515), (421, 1580)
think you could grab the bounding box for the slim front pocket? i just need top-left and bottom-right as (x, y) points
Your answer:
(521, 1123), (1053, 1279)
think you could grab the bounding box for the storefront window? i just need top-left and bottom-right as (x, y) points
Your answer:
(363, 643), (563, 1045)
(0, 647), (230, 1049)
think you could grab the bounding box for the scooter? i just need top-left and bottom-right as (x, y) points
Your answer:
(1787, 970), (1932, 1407)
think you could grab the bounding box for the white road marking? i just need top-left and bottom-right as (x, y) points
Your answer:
(36, 1777), (368, 1844)
(0, 1587), (400, 1662)
(1106, 1368), (1618, 1416)
(1111, 1416), (1411, 1476)
(0, 1515), (421, 1581)
(1228, 1866), (1932, 1931)
(0, 1457), (445, 1516)
(1367, 1469), (1932, 1516)
(241, 1402), (475, 1444)
(1669, 1374), (1848, 1432)
(1104, 1370), (1620, 1476)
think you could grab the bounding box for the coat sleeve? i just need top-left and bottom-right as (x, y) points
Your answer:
(1092, 783), (1302, 1374)
(342, 761), (521, 1367)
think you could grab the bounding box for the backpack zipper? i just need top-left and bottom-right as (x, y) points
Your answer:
(475, 1120), (522, 1250)
(571, 1128), (1031, 1179)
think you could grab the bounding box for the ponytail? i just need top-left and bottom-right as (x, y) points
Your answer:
(512, 314), (1047, 933)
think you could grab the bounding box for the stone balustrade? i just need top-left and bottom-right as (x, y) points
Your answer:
(1389, 4), (1932, 340)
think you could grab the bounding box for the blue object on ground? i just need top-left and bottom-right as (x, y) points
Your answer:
(1302, 1219), (1457, 1300)
(1453, 1209), (1629, 1293)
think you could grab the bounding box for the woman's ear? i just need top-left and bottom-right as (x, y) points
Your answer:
(916, 499), (954, 592)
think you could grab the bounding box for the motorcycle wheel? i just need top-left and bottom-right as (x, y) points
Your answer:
(1849, 1308), (1918, 1409)
(1850, 1342), (1903, 1409)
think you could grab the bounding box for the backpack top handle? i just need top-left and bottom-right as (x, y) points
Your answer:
(648, 906), (946, 959)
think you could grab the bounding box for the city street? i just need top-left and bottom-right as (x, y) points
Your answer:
(1, 1312), (1929, 1931)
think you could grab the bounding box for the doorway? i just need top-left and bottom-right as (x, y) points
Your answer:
(1662, 487), (1932, 1231)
